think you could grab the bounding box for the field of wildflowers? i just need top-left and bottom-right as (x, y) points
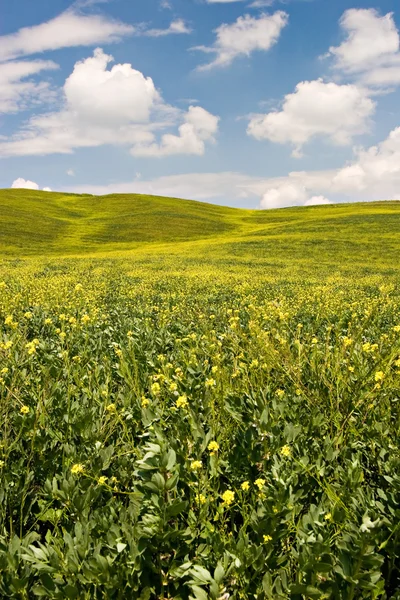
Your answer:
(0, 252), (399, 599)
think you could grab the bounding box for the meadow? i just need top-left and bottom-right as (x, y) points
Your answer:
(0, 190), (399, 599)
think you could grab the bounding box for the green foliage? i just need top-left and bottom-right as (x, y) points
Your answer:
(0, 194), (399, 598)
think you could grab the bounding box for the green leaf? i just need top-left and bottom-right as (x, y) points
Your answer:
(190, 585), (209, 600)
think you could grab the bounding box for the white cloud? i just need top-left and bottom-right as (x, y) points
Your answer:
(64, 48), (161, 126)
(0, 59), (58, 114)
(260, 183), (307, 208)
(131, 106), (219, 157)
(259, 185), (331, 209)
(0, 10), (134, 62)
(328, 9), (400, 74)
(326, 9), (400, 89)
(11, 177), (39, 190)
(0, 49), (219, 158)
(145, 20), (192, 37)
(247, 79), (375, 155)
(62, 126), (400, 209)
(362, 66), (400, 87)
(304, 195), (331, 206)
(249, 1), (275, 6)
(11, 177), (51, 191)
(332, 127), (400, 196)
(67, 169), (75, 176)
(193, 12), (288, 70)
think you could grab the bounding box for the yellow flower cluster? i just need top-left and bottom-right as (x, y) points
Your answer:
(71, 463), (85, 475)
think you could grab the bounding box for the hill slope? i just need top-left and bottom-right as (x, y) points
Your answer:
(1, 189), (400, 276)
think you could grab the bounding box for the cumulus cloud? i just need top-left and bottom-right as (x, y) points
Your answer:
(131, 106), (219, 157)
(0, 49), (219, 158)
(64, 48), (161, 126)
(260, 183), (305, 208)
(304, 196), (331, 206)
(327, 9), (400, 88)
(193, 12), (288, 70)
(247, 79), (375, 156)
(11, 178), (51, 191)
(333, 127), (400, 195)
(328, 9), (400, 74)
(11, 178), (39, 190)
(0, 10), (134, 62)
(0, 59), (58, 114)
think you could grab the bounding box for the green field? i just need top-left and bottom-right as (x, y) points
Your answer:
(0, 190), (399, 599)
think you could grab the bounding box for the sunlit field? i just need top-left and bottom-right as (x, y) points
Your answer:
(0, 191), (399, 599)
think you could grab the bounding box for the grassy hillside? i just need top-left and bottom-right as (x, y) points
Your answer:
(0, 189), (240, 255)
(1, 189), (400, 281)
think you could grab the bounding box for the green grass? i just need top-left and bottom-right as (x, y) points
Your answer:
(1, 190), (400, 278)
(1, 190), (400, 598)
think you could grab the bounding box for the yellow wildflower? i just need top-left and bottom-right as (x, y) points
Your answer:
(81, 314), (90, 325)
(190, 460), (202, 471)
(221, 490), (235, 506)
(263, 535), (272, 543)
(20, 405), (30, 415)
(195, 494), (207, 505)
(276, 389), (285, 398)
(208, 441), (219, 453)
(141, 397), (150, 408)
(241, 481), (250, 491)
(255, 478), (266, 490)
(176, 395), (188, 409)
(374, 371), (384, 382)
(71, 463), (85, 475)
(106, 403), (116, 413)
(205, 378), (216, 388)
(281, 445), (291, 457)
(151, 382), (161, 396)
(98, 476), (107, 486)
(26, 340), (39, 355)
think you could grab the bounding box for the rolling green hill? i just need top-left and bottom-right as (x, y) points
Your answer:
(1, 189), (400, 277)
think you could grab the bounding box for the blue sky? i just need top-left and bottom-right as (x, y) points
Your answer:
(1, 0), (400, 208)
